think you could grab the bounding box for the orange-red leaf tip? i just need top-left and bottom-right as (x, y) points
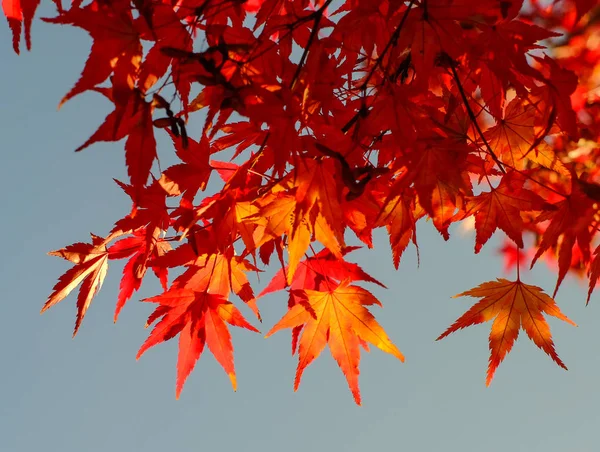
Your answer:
(435, 330), (450, 341)
(263, 327), (276, 338)
(247, 325), (261, 334)
(349, 388), (362, 406)
(563, 314), (577, 327)
(229, 373), (237, 391)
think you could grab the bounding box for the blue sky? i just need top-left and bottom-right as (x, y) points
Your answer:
(2, 7), (600, 452)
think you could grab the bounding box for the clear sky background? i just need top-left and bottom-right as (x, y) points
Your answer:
(2, 6), (600, 452)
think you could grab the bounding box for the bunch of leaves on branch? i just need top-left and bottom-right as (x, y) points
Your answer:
(4, 0), (600, 405)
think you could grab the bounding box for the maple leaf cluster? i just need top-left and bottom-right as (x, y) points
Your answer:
(5, 0), (600, 404)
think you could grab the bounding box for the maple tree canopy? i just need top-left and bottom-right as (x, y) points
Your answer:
(5, 0), (600, 405)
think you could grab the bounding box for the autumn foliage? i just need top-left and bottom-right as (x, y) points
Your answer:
(5, 0), (600, 404)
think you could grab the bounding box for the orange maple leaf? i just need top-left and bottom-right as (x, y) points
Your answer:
(437, 278), (576, 386)
(138, 290), (259, 398)
(266, 280), (404, 405)
(293, 157), (346, 248)
(255, 193), (313, 283)
(41, 234), (110, 336)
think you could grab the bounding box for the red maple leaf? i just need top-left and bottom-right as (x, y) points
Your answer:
(138, 289), (259, 398)
(461, 171), (549, 253)
(43, 0), (142, 106)
(107, 228), (171, 322)
(76, 89), (157, 190)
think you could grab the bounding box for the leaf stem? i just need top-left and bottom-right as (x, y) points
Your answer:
(516, 245), (521, 281)
(289, 0), (335, 89)
(444, 54), (506, 174)
(360, 0), (416, 91)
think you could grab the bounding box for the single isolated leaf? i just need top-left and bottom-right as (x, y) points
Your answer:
(437, 278), (576, 385)
(266, 280), (403, 405)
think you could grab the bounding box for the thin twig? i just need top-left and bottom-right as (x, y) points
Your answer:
(359, 0), (416, 91)
(445, 54), (506, 174)
(290, 0), (335, 89)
